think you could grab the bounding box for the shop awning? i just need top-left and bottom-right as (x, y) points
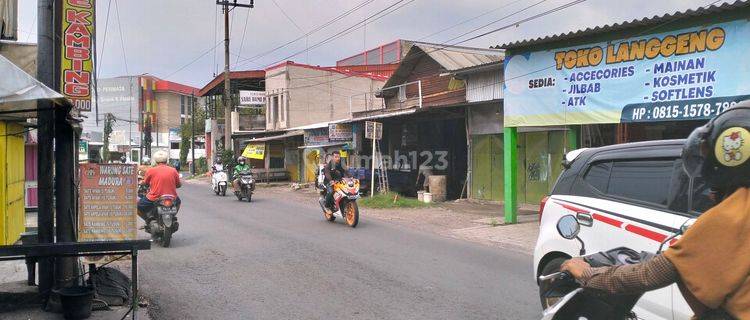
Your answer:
(0, 54), (70, 120)
(350, 108), (417, 122)
(246, 130), (303, 142)
(298, 142), (349, 149)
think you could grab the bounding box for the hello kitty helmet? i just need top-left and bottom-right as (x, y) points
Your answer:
(683, 100), (750, 191)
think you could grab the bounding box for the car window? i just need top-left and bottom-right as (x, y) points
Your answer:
(607, 160), (675, 206)
(690, 178), (714, 214)
(667, 159), (715, 216)
(582, 161), (610, 192)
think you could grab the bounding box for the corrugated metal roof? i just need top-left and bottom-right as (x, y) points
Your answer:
(383, 42), (503, 88)
(498, 0), (750, 50)
(412, 42), (503, 71)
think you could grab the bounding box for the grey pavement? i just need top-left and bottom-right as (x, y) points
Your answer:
(138, 182), (541, 320)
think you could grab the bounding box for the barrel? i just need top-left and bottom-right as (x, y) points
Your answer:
(428, 175), (447, 202)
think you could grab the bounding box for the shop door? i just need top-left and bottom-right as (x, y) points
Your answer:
(523, 131), (551, 206)
(471, 135), (492, 200)
(470, 134), (504, 201)
(489, 134), (504, 201)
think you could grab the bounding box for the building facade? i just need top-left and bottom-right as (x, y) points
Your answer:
(499, 0), (750, 222)
(83, 75), (201, 163)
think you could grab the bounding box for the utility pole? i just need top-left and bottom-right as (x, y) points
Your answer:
(216, 0), (255, 153)
(191, 92), (196, 175)
(37, 0), (56, 299)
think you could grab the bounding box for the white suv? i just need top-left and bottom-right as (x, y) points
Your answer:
(534, 140), (713, 320)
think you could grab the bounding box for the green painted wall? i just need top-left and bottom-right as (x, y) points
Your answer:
(471, 134), (503, 201)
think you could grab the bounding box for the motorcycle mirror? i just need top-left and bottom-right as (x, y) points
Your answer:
(556, 215), (580, 240)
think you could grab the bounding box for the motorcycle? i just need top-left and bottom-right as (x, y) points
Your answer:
(539, 215), (684, 320)
(211, 164), (228, 196)
(234, 169), (255, 202)
(319, 177), (360, 227)
(145, 195), (180, 247)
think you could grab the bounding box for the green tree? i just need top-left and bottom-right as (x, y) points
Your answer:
(102, 113), (115, 163)
(179, 101), (207, 166)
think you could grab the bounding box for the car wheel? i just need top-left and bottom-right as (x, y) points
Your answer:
(538, 257), (576, 309)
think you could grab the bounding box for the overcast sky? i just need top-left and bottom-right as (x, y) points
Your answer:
(17, 0), (714, 88)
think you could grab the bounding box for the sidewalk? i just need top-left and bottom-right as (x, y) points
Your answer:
(0, 260), (150, 319)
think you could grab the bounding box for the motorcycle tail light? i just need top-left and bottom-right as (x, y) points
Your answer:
(163, 199), (174, 207)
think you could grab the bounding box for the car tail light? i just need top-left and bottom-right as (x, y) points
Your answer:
(539, 196), (549, 222)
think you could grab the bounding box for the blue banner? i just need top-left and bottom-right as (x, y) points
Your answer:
(503, 20), (750, 126)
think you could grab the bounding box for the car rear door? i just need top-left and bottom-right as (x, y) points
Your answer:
(557, 146), (693, 320)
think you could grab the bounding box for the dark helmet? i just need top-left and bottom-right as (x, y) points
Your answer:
(683, 101), (750, 192)
(215, 157), (222, 164)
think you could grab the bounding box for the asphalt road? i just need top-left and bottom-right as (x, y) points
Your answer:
(139, 182), (540, 320)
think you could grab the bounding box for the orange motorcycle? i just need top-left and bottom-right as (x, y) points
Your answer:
(319, 177), (360, 227)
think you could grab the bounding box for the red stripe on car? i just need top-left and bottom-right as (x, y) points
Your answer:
(557, 202), (589, 214)
(592, 213), (623, 228)
(625, 224), (668, 243)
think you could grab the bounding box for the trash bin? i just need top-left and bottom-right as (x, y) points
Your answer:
(58, 286), (95, 319)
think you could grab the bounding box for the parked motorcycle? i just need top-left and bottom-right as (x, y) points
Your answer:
(539, 215), (681, 320)
(145, 195), (180, 247)
(318, 177), (360, 227)
(234, 169), (255, 202)
(212, 164), (228, 196)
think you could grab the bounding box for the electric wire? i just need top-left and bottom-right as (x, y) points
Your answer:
(97, 0), (114, 75)
(114, 0), (129, 76)
(233, 0), (375, 66)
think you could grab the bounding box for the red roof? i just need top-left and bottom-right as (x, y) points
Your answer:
(155, 80), (200, 96)
(197, 70), (265, 97)
(265, 61), (393, 81)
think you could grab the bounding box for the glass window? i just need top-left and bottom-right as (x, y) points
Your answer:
(665, 159), (714, 215)
(366, 48), (380, 65)
(583, 161), (610, 192)
(607, 160), (675, 206)
(382, 43), (398, 63)
(690, 178), (714, 214)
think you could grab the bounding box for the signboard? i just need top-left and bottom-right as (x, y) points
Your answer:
(504, 20), (750, 127)
(242, 143), (265, 160)
(304, 128), (330, 146)
(79, 140), (89, 161)
(239, 91), (267, 106)
(328, 123), (353, 141)
(61, 0), (95, 112)
(78, 164), (137, 241)
(169, 128), (180, 142)
(365, 121), (383, 140)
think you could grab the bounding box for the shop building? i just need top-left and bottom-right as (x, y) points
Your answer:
(351, 42), (503, 199)
(236, 61), (394, 183)
(498, 0), (750, 222)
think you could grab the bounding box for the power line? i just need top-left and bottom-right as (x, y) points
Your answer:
(163, 40), (224, 80)
(236, 7), (252, 65)
(233, 0), (375, 67)
(271, 0), (304, 32)
(441, 0), (551, 46)
(419, 0), (526, 42)
(97, 0), (114, 75)
(251, 0), (415, 70)
(263, 0), (584, 92)
(213, 5), (219, 76)
(114, 0), (129, 75)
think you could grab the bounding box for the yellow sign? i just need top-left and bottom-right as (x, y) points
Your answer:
(60, 0), (95, 112)
(242, 143), (265, 160)
(715, 127), (750, 167)
(339, 150), (348, 158)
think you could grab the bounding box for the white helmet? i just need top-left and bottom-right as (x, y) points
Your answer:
(141, 156), (151, 165)
(153, 150), (168, 164)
